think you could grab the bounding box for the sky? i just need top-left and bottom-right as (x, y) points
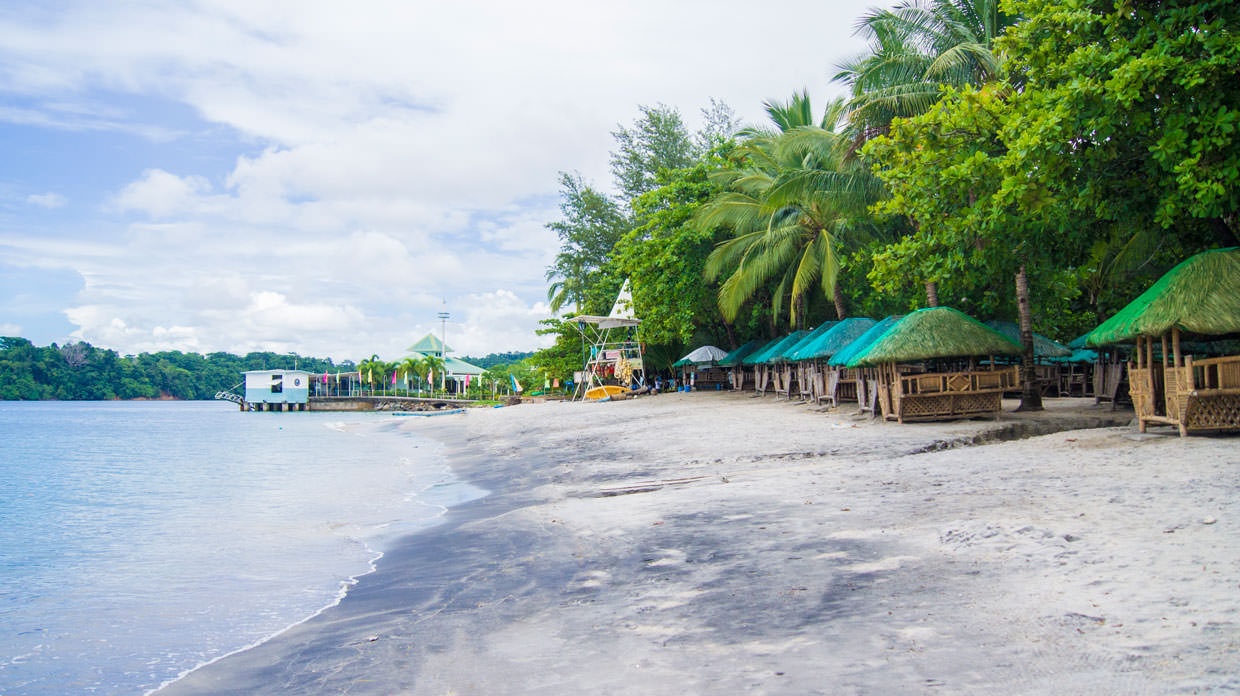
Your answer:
(0, 1), (874, 362)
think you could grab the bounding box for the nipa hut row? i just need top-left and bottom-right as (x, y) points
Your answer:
(677, 307), (1025, 423)
(672, 247), (1240, 436)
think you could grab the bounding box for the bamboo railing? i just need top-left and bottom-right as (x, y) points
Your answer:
(1130, 328), (1240, 436)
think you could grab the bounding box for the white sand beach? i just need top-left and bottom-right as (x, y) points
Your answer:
(160, 393), (1240, 695)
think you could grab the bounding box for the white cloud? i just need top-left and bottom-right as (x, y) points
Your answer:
(0, 322), (22, 335)
(26, 191), (66, 208)
(1, 0), (874, 358)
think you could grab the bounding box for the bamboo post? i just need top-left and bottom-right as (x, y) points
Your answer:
(1162, 335), (1170, 367)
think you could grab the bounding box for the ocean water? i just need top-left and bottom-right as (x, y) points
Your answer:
(0, 400), (485, 695)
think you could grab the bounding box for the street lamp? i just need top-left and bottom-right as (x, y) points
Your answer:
(437, 310), (449, 394)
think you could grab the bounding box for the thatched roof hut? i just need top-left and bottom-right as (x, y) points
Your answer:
(673, 345), (728, 367)
(772, 322), (837, 361)
(788, 318), (877, 362)
(745, 331), (809, 365)
(984, 320), (1071, 358)
(828, 316), (903, 367)
(845, 307), (1021, 368)
(717, 340), (763, 367)
(1087, 246), (1240, 346)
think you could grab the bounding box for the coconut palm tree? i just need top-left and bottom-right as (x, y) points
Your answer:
(418, 355), (445, 394)
(699, 97), (883, 326)
(835, 0), (1017, 149)
(356, 353), (382, 395)
(397, 357), (423, 395)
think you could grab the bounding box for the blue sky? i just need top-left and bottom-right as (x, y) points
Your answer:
(0, 1), (870, 361)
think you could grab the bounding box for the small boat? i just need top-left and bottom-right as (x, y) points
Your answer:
(392, 408), (465, 417)
(584, 385), (629, 401)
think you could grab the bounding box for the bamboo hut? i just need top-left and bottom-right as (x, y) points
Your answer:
(745, 332), (808, 396)
(845, 307), (1022, 423)
(828, 316), (904, 414)
(787, 318), (877, 406)
(737, 337), (785, 392)
(984, 319), (1071, 397)
(718, 340), (763, 390)
(771, 322), (837, 400)
(672, 345), (729, 390)
(1086, 247), (1240, 436)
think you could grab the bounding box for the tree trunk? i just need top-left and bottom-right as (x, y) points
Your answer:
(723, 321), (737, 350)
(832, 281), (848, 320)
(924, 280), (939, 308)
(1014, 264), (1043, 412)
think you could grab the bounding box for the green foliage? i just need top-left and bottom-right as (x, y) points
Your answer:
(458, 351), (535, 370)
(611, 158), (729, 346)
(544, 172), (630, 314)
(0, 337), (346, 400)
(999, 0), (1240, 241)
(610, 104), (699, 204)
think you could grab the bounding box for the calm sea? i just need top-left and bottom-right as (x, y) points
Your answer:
(0, 400), (484, 695)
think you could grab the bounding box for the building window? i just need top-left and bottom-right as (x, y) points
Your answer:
(271, 375), (283, 394)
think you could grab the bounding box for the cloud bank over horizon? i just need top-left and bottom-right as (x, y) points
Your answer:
(0, 1), (869, 361)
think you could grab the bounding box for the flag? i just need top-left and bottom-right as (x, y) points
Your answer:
(427, 369), (433, 385)
(392, 370), (397, 385)
(465, 374), (471, 389)
(544, 373), (550, 390)
(510, 374), (523, 393)
(322, 372), (327, 384)
(367, 368), (372, 383)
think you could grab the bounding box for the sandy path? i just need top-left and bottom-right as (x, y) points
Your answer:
(160, 393), (1239, 695)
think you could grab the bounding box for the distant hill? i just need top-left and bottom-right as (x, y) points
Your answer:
(459, 351), (534, 369)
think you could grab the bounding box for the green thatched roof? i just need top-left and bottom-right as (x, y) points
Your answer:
(828, 315), (903, 367)
(788, 318), (877, 361)
(718, 339), (763, 367)
(1087, 247), (1240, 346)
(744, 331), (809, 365)
(739, 336), (785, 366)
(985, 320), (1071, 358)
(772, 322), (837, 361)
(845, 307), (1022, 368)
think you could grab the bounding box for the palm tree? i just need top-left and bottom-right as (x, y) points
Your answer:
(835, 0), (1017, 149)
(699, 97), (882, 327)
(397, 357), (423, 395)
(418, 355), (445, 394)
(356, 353), (381, 395)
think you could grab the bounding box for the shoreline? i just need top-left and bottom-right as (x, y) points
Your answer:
(157, 393), (1240, 694)
(150, 414), (484, 696)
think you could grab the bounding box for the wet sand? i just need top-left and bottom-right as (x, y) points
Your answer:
(158, 393), (1240, 694)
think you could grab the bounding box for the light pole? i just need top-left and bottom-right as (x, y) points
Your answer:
(437, 310), (449, 394)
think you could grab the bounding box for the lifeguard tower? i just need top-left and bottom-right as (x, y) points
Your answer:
(571, 279), (645, 401)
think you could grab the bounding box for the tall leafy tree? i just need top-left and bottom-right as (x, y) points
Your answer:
(997, 0), (1240, 247)
(544, 172), (628, 314)
(610, 104), (698, 205)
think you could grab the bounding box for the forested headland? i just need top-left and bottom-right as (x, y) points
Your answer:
(531, 0), (1239, 386)
(0, 337), (356, 401)
(0, 338), (539, 401)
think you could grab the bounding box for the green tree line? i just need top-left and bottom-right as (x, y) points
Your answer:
(0, 337), (353, 401)
(535, 0), (1238, 411)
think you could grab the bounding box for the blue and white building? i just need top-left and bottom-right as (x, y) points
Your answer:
(243, 370), (311, 410)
